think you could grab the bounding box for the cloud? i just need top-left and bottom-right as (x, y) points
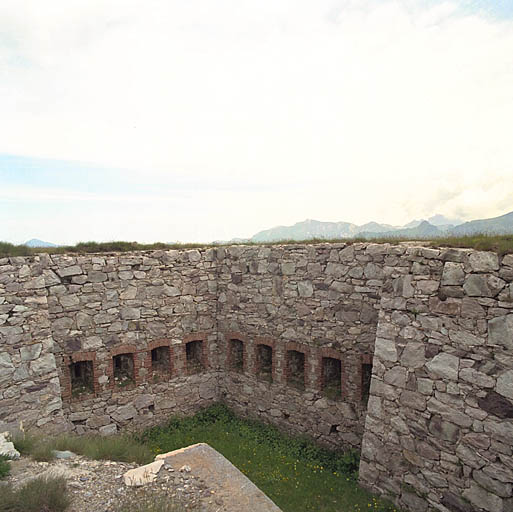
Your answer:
(0, 0), (512, 241)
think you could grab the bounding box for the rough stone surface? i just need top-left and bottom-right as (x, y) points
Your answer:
(157, 443), (281, 511)
(123, 460), (164, 486)
(1, 243), (513, 512)
(426, 352), (459, 380)
(0, 432), (20, 459)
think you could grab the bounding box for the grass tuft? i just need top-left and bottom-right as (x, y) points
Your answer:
(0, 455), (10, 480)
(14, 433), (152, 465)
(0, 475), (70, 512)
(112, 493), (187, 512)
(11, 434), (36, 456)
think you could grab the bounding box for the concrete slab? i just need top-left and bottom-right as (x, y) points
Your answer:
(156, 443), (282, 512)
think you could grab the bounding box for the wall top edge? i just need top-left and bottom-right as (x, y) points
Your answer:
(1, 242), (510, 266)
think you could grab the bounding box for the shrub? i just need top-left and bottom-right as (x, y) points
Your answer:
(0, 475), (69, 512)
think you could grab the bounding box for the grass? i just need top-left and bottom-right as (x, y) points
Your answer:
(0, 456), (10, 480)
(14, 433), (152, 464)
(0, 475), (70, 512)
(11, 405), (399, 511)
(112, 493), (187, 512)
(431, 234), (513, 256)
(140, 404), (398, 512)
(1, 234), (512, 257)
(0, 240), (211, 257)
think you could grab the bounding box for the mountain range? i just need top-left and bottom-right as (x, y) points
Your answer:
(230, 211), (513, 243)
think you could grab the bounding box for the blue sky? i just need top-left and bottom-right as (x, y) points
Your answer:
(1, 0), (512, 244)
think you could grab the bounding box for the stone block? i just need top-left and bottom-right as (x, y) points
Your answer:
(57, 265), (82, 278)
(462, 482), (504, 512)
(120, 307), (140, 320)
(469, 251), (499, 272)
(496, 370), (513, 400)
(426, 353), (459, 381)
(374, 337), (398, 363)
(20, 343), (42, 362)
(401, 342), (425, 369)
(488, 315), (513, 350)
(441, 262), (465, 286)
(99, 424), (117, 436)
(111, 405), (137, 423)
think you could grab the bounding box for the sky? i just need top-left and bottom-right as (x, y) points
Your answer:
(1, 0), (512, 245)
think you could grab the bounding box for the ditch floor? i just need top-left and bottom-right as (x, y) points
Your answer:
(4, 455), (219, 512)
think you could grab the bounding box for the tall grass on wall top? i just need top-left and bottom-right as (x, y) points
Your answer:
(1, 234), (512, 257)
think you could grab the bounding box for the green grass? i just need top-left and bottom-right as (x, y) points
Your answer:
(1, 234), (512, 257)
(12, 406), (399, 511)
(0, 456), (10, 480)
(0, 475), (70, 512)
(13, 433), (152, 465)
(140, 404), (398, 512)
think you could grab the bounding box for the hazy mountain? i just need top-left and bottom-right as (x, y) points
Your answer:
(403, 219), (423, 229)
(428, 214), (463, 227)
(239, 211), (512, 243)
(24, 239), (58, 247)
(450, 211), (513, 236)
(360, 220), (443, 239)
(250, 219), (394, 242)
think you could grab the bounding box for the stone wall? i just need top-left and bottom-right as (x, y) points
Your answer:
(1, 243), (513, 511)
(359, 248), (513, 512)
(1, 249), (220, 434)
(216, 244), (383, 448)
(0, 255), (67, 433)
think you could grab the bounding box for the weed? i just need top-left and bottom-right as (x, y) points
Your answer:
(112, 492), (187, 512)
(14, 433), (152, 465)
(52, 434), (152, 464)
(0, 475), (69, 512)
(13, 434), (55, 462)
(0, 455), (10, 480)
(31, 442), (56, 462)
(12, 434), (36, 456)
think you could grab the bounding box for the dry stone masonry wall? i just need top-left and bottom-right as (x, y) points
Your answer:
(1, 243), (512, 512)
(359, 248), (513, 512)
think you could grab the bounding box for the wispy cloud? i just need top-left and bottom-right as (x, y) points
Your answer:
(0, 0), (512, 242)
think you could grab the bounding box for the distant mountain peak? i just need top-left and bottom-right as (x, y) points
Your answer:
(24, 239), (57, 248)
(427, 214), (463, 227)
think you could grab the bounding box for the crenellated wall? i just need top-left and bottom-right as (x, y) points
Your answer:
(1, 243), (512, 512)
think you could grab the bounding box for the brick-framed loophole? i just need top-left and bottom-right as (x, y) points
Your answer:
(145, 339), (173, 382)
(178, 333), (209, 376)
(108, 345), (140, 389)
(226, 333), (248, 373)
(60, 352), (99, 401)
(285, 342), (309, 391)
(254, 337), (275, 383)
(317, 348), (346, 401)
